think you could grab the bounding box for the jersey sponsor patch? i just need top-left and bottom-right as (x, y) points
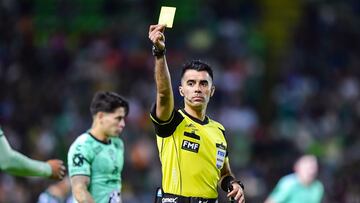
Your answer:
(181, 139), (200, 153)
(162, 197), (178, 203)
(72, 153), (86, 167)
(216, 144), (226, 169)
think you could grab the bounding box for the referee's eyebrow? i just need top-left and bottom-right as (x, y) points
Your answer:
(186, 79), (209, 83)
(200, 80), (209, 84)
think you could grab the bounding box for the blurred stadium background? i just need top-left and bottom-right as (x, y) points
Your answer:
(0, 0), (360, 202)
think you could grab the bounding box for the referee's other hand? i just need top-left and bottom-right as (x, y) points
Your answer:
(227, 182), (245, 203)
(47, 159), (66, 180)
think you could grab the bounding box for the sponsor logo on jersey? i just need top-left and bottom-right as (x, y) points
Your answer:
(216, 143), (226, 169)
(181, 140), (200, 153)
(73, 153), (86, 167)
(162, 197), (178, 203)
(185, 123), (199, 134)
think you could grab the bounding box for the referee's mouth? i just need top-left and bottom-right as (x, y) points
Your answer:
(192, 96), (205, 102)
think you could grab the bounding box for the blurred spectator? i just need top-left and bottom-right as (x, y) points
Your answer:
(37, 177), (73, 203)
(264, 155), (324, 203)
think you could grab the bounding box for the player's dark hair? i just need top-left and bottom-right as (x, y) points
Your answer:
(181, 60), (214, 81)
(90, 91), (129, 116)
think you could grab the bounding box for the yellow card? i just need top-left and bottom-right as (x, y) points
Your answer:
(158, 6), (176, 28)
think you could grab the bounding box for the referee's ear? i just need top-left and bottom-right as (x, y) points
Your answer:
(179, 86), (184, 97)
(210, 85), (215, 97)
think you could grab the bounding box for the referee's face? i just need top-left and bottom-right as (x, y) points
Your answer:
(101, 107), (127, 137)
(180, 69), (215, 110)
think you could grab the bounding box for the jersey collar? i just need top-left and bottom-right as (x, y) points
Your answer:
(88, 132), (111, 145)
(180, 109), (209, 125)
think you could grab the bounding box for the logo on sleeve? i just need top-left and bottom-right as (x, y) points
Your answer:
(73, 153), (85, 167)
(181, 140), (200, 153)
(216, 143), (226, 169)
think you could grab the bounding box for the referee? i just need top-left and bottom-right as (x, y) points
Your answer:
(148, 24), (245, 203)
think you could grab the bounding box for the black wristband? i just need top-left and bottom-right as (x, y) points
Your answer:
(221, 175), (234, 192)
(152, 45), (166, 57)
(230, 179), (245, 190)
(221, 175), (245, 191)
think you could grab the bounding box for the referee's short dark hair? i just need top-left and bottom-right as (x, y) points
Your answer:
(90, 91), (129, 116)
(181, 60), (214, 81)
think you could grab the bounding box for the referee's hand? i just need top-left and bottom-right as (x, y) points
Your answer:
(227, 182), (245, 203)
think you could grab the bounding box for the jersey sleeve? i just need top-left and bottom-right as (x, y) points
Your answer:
(0, 128), (51, 177)
(215, 122), (229, 157)
(68, 138), (93, 177)
(150, 104), (184, 138)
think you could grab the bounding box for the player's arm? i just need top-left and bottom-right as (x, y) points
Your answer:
(148, 24), (174, 121)
(219, 159), (245, 203)
(0, 128), (65, 179)
(71, 175), (95, 203)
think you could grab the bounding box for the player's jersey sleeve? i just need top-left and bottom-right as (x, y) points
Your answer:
(150, 104), (184, 137)
(68, 135), (93, 177)
(0, 127), (51, 177)
(270, 175), (295, 203)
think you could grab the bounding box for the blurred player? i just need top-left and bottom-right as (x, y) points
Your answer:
(37, 176), (73, 203)
(68, 91), (129, 203)
(0, 126), (65, 179)
(264, 155), (324, 203)
(148, 24), (245, 203)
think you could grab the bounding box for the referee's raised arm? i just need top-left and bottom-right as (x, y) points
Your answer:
(148, 24), (174, 121)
